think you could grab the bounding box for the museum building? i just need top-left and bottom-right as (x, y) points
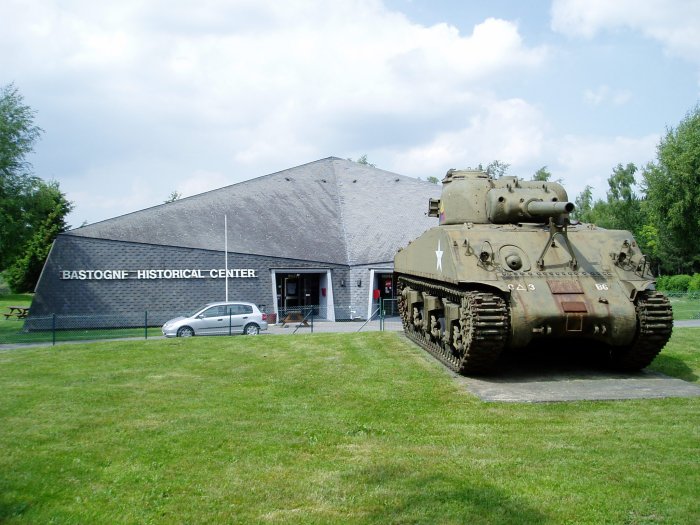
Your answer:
(30, 157), (441, 325)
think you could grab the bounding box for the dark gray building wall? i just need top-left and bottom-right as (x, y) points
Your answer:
(31, 235), (351, 325)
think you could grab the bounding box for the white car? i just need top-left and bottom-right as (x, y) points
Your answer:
(162, 302), (268, 337)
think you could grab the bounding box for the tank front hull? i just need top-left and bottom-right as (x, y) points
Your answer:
(395, 222), (673, 373)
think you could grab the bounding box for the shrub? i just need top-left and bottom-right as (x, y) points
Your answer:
(688, 274), (700, 292)
(656, 275), (670, 290)
(666, 274), (692, 292)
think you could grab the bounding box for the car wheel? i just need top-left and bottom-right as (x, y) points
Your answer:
(177, 326), (195, 337)
(243, 323), (260, 335)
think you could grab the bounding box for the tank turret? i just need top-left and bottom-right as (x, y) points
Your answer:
(395, 169), (672, 375)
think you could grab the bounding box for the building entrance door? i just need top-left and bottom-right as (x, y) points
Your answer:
(277, 273), (321, 316)
(376, 272), (397, 316)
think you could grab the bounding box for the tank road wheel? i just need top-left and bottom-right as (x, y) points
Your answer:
(398, 284), (410, 330)
(610, 291), (673, 371)
(412, 307), (423, 329)
(429, 315), (442, 341)
(454, 293), (510, 374)
(397, 276), (510, 375)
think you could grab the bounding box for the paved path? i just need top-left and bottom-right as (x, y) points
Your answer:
(435, 342), (700, 403)
(461, 370), (700, 402)
(674, 319), (700, 328)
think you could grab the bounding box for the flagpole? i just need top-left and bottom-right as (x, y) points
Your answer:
(225, 214), (229, 302)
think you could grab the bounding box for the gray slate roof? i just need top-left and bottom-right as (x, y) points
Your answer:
(66, 157), (441, 266)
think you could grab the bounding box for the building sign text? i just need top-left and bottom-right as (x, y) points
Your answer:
(60, 269), (258, 280)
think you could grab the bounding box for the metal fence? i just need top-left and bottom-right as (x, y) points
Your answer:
(4, 292), (696, 347)
(0, 300), (405, 346)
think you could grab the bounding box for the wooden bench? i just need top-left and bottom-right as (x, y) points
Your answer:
(4, 306), (29, 320)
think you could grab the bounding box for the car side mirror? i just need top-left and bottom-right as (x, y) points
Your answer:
(196, 314), (204, 319)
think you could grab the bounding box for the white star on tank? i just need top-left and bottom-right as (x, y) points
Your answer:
(436, 240), (444, 271)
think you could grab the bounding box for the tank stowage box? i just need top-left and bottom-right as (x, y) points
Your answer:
(394, 169), (673, 374)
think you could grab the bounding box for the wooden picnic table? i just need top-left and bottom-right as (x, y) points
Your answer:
(4, 306), (29, 320)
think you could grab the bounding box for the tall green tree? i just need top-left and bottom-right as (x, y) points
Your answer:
(600, 163), (645, 232)
(571, 163), (648, 248)
(4, 180), (73, 292)
(643, 104), (700, 273)
(0, 83), (43, 268)
(572, 185), (594, 222)
(0, 83), (73, 291)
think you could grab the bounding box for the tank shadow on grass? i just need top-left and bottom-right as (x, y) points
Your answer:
(476, 339), (667, 383)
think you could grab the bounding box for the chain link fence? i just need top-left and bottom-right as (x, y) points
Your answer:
(0, 311), (176, 346)
(4, 292), (696, 346)
(0, 301), (406, 346)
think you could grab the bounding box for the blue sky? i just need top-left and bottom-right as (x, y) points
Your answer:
(2, 0), (698, 226)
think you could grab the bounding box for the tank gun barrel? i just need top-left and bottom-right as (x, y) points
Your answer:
(526, 200), (574, 217)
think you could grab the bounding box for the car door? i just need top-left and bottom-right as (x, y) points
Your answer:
(229, 304), (253, 333)
(195, 305), (229, 335)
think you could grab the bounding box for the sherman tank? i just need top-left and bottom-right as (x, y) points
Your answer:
(394, 169), (673, 374)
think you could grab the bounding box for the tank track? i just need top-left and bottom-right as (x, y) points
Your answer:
(611, 291), (673, 371)
(397, 276), (510, 375)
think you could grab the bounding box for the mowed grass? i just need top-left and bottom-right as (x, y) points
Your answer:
(0, 331), (698, 524)
(0, 294), (33, 342)
(667, 294), (700, 320)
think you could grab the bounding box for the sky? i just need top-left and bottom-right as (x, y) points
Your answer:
(2, 0), (699, 227)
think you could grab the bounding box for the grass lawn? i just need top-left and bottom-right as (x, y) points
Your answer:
(0, 330), (698, 524)
(0, 293), (32, 308)
(667, 294), (700, 320)
(0, 294), (163, 344)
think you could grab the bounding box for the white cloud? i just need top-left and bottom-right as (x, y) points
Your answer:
(583, 85), (632, 107)
(1, 1), (548, 224)
(545, 133), (660, 201)
(176, 170), (233, 198)
(551, 0), (700, 63)
(388, 98), (548, 177)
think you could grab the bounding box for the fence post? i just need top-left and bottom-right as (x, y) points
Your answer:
(311, 308), (314, 334)
(145, 311), (148, 340)
(52, 314), (56, 346)
(380, 298), (384, 331)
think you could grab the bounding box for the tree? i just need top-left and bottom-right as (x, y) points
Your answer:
(601, 163), (644, 232)
(484, 160), (510, 178)
(572, 185), (594, 222)
(643, 105), (700, 273)
(532, 166), (552, 181)
(426, 176), (440, 184)
(0, 83), (43, 268)
(0, 83), (73, 291)
(165, 190), (182, 203)
(350, 154), (376, 167)
(572, 163), (644, 231)
(4, 180), (73, 292)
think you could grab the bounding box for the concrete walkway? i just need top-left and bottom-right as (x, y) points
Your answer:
(461, 369), (700, 402)
(439, 342), (700, 403)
